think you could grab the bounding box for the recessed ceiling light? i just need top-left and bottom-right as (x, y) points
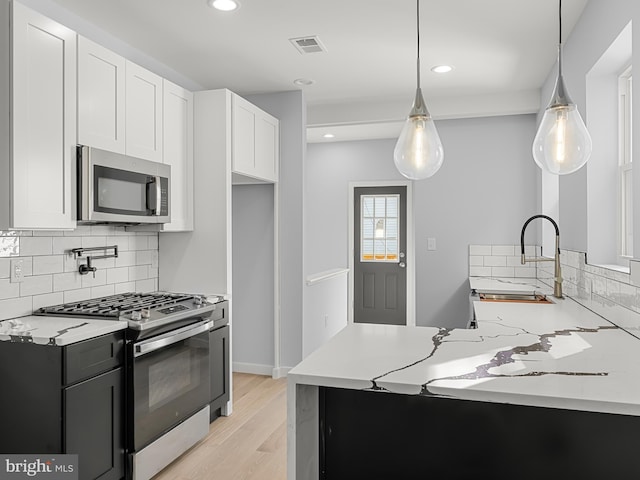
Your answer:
(207, 0), (240, 11)
(431, 65), (453, 74)
(293, 78), (315, 86)
(323, 133), (335, 139)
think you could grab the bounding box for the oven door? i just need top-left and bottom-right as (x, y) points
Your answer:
(131, 319), (211, 452)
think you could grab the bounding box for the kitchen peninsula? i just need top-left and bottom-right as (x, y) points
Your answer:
(287, 279), (640, 479)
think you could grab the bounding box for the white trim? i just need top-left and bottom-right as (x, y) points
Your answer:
(233, 362), (275, 376)
(272, 366), (291, 379)
(273, 181), (281, 380)
(348, 180), (415, 326)
(306, 268), (349, 286)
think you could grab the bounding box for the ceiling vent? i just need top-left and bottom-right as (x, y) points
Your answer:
(289, 36), (327, 54)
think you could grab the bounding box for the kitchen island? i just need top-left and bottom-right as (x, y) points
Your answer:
(287, 280), (640, 479)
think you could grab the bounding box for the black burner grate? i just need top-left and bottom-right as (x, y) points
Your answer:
(35, 292), (195, 318)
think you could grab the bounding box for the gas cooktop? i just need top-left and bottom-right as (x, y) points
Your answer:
(34, 292), (222, 332)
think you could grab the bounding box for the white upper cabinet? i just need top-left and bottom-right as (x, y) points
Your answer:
(0, 1), (77, 230)
(125, 61), (163, 162)
(77, 36), (126, 153)
(231, 93), (279, 183)
(162, 79), (194, 232)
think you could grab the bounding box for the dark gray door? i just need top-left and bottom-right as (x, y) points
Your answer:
(354, 186), (407, 325)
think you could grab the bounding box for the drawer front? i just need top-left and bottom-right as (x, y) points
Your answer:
(64, 331), (124, 385)
(211, 301), (229, 328)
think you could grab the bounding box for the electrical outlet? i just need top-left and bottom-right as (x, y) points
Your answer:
(427, 237), (437, 251)
(10, 259), (24, 283)
(324, 314), (329, 327)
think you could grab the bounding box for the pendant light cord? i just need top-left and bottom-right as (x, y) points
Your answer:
(558, 0), (562, 45)
(416, 0), (421, 89)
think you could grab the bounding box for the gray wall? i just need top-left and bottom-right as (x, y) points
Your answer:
(232, 184), (275, 368)
(246, 91), (306, 370)
(306, 114), (538, 329)
(541, 0), (640, 257)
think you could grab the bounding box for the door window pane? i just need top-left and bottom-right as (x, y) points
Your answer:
(361, 194), (400, 262)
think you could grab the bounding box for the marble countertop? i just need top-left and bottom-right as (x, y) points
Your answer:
(0, 315), (127, 346)
(289, 280), (640, 416)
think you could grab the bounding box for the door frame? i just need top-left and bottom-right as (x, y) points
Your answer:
(348, 181), (415, 327)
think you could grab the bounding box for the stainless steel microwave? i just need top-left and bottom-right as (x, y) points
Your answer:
(77, 145), (171, 225)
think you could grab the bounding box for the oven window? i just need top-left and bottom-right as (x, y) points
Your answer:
(148, 349), (199, 411)
(133, 331), (210, 451)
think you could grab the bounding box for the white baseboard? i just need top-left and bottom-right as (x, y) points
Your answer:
(232, 362), (274, 376)
(272, 366), (291, 379)
(232, 362), (291, 379)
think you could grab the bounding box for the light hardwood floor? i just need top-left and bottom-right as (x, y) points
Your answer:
(153, 373), (288, 480)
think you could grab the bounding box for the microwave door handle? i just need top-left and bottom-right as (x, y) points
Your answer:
(146, 176), (161, 215)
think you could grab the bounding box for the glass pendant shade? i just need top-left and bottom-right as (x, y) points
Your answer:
(532, 5), (592, 176)
(393, 89), (444, 179)
(532, 103), (592, 175)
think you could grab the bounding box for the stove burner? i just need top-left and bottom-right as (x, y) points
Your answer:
(35, 292), (196, 318)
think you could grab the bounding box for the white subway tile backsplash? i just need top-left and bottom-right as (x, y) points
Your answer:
(506, 255), (523, 267)
(0, 258), (9, 279)
(129, 265), (148, 281)
(63, 288), (92, 303)
(491, 267), (515, 277)
(115, 251), (137, 268)
(91, 284), (115, 299)
(115, 282), (136, 294)
(513, 267), (537, 278)
(136, 278), (156, 293)
(20, 237), (52, 256)
(491, 245), (515, 256)
(0, 278), (20, 300)
(32, 255), (64, 275)
(131, 236), (149, 251)
(136, 250), (152, 265)
(107, 267), (129, 285)
(469, 245), (492, 256)
(20, 275), (52, 297)
(0, 226), (159, 317)
(32, 292), (64, 311)
(81, 269), (107, 288)
(54, 272), (83, 292)
(484, 256), (506, 267)
(81, 236), (107, 249)
(469, 266), (492, 277)
(0, 296), (32, 320)
(52, 236), (82, 255)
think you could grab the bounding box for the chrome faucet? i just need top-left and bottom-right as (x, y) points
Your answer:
(520, 214), (563, 298)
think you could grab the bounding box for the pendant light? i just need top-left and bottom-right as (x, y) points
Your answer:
(393, 0), (444, 180)
(532, 0), (592, 175)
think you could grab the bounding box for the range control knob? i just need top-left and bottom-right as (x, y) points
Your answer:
(130, 310), (142, 321)
(141, 309), (151, 319)
(193, 295), (205, 306)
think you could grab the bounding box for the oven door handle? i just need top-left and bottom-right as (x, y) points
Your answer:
(134, 320), (213, 357)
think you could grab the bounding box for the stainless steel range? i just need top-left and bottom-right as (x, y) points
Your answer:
(36, 291), (224, 480)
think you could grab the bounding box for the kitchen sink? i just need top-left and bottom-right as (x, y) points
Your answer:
(479, 293), (553, 304)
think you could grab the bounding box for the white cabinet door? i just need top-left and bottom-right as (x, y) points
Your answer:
(162, 80), (194, 232)
(255, 112), (279, 182)
(11, 2), (76, 229)
(125, 61), (163, 162)
(77, 36), (125, 153)
(231, 93), (279, 183)
(231, 94), (256, 176)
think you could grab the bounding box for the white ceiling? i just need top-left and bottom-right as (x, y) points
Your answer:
(45, 0), (590, 142)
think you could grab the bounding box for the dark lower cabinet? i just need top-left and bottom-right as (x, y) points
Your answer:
(320, 387), (640, 480)
(0, 331), (125, 480)
(209, 324), (230, 421)
(209, 300), (230, 422)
